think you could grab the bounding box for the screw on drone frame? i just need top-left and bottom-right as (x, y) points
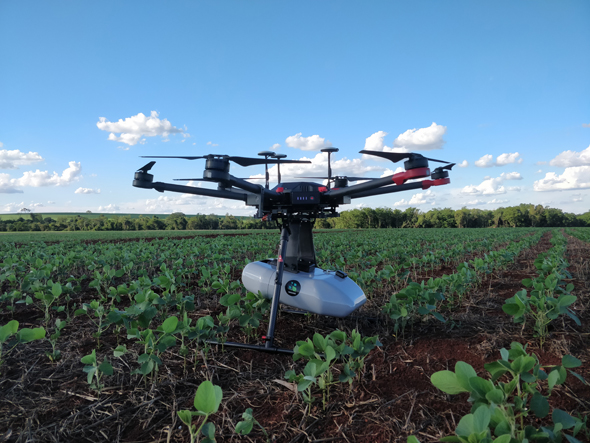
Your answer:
(271, 153), (287, 184)
(258, 151), (275, 189)
(321, 147), (339, 190)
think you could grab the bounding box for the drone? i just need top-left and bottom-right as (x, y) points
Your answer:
(133, 147), (454, 353)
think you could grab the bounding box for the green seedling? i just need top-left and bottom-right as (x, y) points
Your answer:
(81, 349), (113, 395)
(235, 408), (269, 441)
(75, 299), (107, 347)
(430, 342), (587, 442)
(177, 380), (223, 443)
(46, 318), (67, 362)
(129, 315), (178, 381)
(0, 320), (46, 370)
(34, 281), (63, 325)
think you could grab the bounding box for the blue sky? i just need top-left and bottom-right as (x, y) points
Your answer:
(1, 1), (589, 216)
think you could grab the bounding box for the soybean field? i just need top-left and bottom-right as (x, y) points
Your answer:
(1, 228), (589, 442)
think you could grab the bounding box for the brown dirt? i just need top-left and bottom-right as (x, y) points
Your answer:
(1, 230), (589, 443)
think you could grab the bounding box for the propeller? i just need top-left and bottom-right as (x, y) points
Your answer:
(299, 176), (378, 181)
(140, 154), (310, 167)
(137, 161), (156, 173)
(271, 153), (287, 183)
(359, 150), (451, 164)
(321, 147), (339, 190)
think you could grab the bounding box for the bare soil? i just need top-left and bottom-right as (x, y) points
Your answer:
(1, 231), (589, 443)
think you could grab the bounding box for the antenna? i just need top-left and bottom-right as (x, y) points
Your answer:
(258, 151), (275, 189)
(321, 147), (339, 190)
(271, 153), (287, 183)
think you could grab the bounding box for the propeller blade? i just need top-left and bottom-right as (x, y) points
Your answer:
(229, 156), (311, 167)
(141, 155), (208, 160)
(346, 177), (378, 181)
(173, 178), (208, 181)
(441, 163), (456, 170)
(424, 156), (451, 164)
(359, 150), (412, 163)
(137, 161), (156, 173)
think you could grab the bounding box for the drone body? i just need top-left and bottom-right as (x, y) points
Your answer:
(133, 147), (454, 352)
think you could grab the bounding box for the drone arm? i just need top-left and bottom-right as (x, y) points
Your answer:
(346, 177), (451, 199)
(133, 179), (249, 202)
(324, 175), (399, 199)
(228, 176), (265, 194)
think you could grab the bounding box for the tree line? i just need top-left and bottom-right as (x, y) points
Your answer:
(0, 204), (588, 232)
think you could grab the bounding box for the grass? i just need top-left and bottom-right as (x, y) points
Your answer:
(0, 212), (255, 221)
(0, 229), (274, 243)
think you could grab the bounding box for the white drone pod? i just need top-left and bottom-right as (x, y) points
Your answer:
(242, 260), (366, 317)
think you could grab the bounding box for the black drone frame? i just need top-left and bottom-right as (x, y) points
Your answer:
(132, 148), (454, 353)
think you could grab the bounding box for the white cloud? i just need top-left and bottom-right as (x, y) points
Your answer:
(2, 202), (25, 212)
(270, 143), (281, 151)
(364, 131), (389, 151)
(461, 171), (522, 195)
(207, 141), (219, 147)
(249, 152), (382, 183)
(75, 187), (101, 194)
(572, 193), (583, 202)
(392, 122), (446, 151)
(458, 160), (469, 168)
(549, 145), (590, 167)
(496, 152), (523, 166)
(500, 172), (523, 180)
(582, 123), (590, 128)
(285, 133), (332, 151)
(0, 142), (3, 148)
(0, 161), (81, 193)
(467, 199), (486, 206)
(380, 167), (404, 177)
(117, 146), (130, 151)
(536, 169), (543, 174)
(0, 149), (44, 169)
(98, 204), (120, 212)
(394, 190), (436, 206)
(97, 111), (186, 146)
(475, 152), (522, 168)
(475, 154), (494, 168)
(533, 166), (590, 191)
(487, 198), (509, 204)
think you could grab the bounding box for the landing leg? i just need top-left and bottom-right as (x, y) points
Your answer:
(265, 224), (290, 349)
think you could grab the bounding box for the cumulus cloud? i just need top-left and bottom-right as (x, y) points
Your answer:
(467, 199), (486, 206)
(207, 141), (219, 147)
(98, 204), (120, 212)
(0, 149), (44, 169)
(496, 152), (523, 166)
(458, 160), (469, 168)
(394, 190), (436, 207)
(363, 124), (447, 158)
(75, 187), (100, 194)
(461, 171), (522, 195)
(285, 133), (332, 151)
(392, 123), (447, 151)
(0, 161), (82, 193)
(533, 166), (590, 191)
(97, 111), (187, 146)
(475, 152), (522, 168)
(249, 151), (382, 183)
(270, 143), (281, 150)
(475, 154), (494, 168)
(549, 145), (590, 167)
(488, 198), (509, 204)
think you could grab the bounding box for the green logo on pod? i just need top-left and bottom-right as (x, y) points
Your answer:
(285, 280), (301, 296)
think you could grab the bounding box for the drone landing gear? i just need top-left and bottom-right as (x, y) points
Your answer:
(209, 224), (295, 354)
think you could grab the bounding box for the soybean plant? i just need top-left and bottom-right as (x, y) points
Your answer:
(0, 320), (46, 370)
(81, 349), (113, 395)
(177, 380), (223, 443)
(430, 342), (587, 443)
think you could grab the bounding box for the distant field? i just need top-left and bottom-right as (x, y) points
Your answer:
(0, 212), (173, 220)
(0, 229), (270, 243)
(0, 212), (254, 221)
